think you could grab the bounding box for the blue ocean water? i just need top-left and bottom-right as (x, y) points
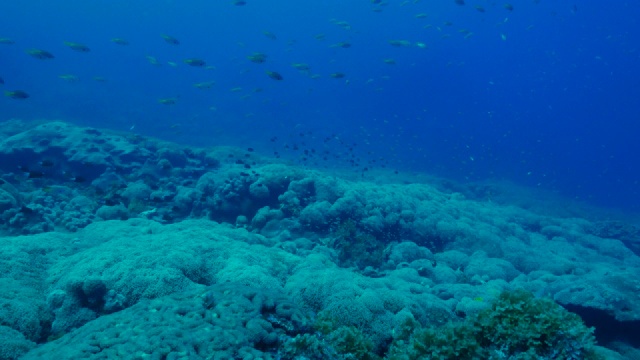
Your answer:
(1, 0), (639, 211)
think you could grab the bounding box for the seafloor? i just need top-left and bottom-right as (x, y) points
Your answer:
(0, 120), (639, 359)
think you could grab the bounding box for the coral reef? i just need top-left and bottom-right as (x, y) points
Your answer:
(0, 121), (638, 358)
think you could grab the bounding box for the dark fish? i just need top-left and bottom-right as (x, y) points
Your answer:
(292, 63), (310, 71)
(184, 58), (206, 67)
(247, 52), (267, 63)
(0, 77), (3, 85)
(158, 97), (178, 105)
(64, 41), (90, 52)
(262, 31), (276, 40)
(475, 5), (485, 12)
(266, 71), (283, 80)
(330, 72), (346, 79)
(20, 206), (34, 214)
(26, 49), (54, 59)
(504, 3), (514, 11)
(388, 39), (411, 47)
(331, 41), (351, 48)
(455, 0), (464, 5)
(4, 90), (29, 99)
(162, 34), (180, 45)
(39, 159), (55, 167)
(193, 81), (215, 89)
(233, 0), (247, 5)
(0, 38), (15, 45)
(28, 171), (45, 179)
(111, 38), (129, 45)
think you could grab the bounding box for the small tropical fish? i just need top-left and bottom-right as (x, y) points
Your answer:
(330, 72), (345, 79)
(161, 34), (180, 45)
(26, 49), (54, 59)
(146, 55), (161, 66)
(291, 63), (311, 71)
(266, 71), (283, 80)
(415, 13), (428, 19)
(59, 74), (79, 82)
(314, 34), (325, 40)
(93, 76), (107, 82)
(158, 97), (178, 105)
(27, 171), (46, 179)
(388, 39), (411, 47)
(233, 0), (246, 5)
(184, 58), (206, 67)
(454, 0), (464, 5)
(475, 5), (485, 12)
(331, 20), (352, 30)
(247, 52), (267, 63)
(330, 41), (351, 48)
(0, 38), (15, 45)
(383, 58), (396, 65)
(504, 3), (514, 11)
(193, 81), (215, 89)
(262, 31), (277, 40)
(0, 76), (4, 84)
(4, 90), (29, 99)
(39, 159), (55, 167)
(64, 41), (90, 52)
(111, 38), (129, 45)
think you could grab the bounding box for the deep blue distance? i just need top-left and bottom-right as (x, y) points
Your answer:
(1, 0), (639, 213)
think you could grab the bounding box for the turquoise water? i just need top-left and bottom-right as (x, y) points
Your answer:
(1, 1), (639, 359)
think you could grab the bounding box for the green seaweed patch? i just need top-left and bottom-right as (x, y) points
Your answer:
(281, 314), (381, 360)
(387, 289), (603, 360)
